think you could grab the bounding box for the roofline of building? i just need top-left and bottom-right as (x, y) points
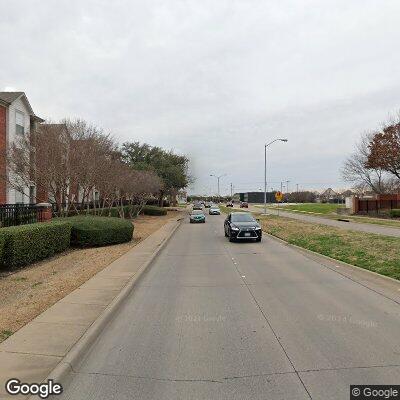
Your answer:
(0, 92), (44, 122)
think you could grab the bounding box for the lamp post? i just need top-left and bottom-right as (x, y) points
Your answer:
(210, 173), (226, 202)
(264, 139), (288, 214)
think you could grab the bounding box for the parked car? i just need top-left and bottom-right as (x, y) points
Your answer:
(226, 202), (234, 207)
(205, 202), (212, 208)
(240, 202), (249, 208)
(209, 206), (221, 215)
(193, 203), (202, 210)
(190, 210), (206, 223)
(224, 212), (262, 242)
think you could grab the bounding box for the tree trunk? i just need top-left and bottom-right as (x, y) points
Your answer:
(158, 190), (164, 207)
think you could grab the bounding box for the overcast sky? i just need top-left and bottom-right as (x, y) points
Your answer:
(1, 0), (400, 195)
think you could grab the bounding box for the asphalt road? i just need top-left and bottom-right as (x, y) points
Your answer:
(59, 213), (400, 400)
(249, 205), (400, 237)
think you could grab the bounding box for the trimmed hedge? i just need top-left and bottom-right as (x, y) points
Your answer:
(142, 205), (167, 216)
(0, 234), (6, 265)
(390, 209), (400, 218)
(67, 216), (134, 247)
(60, 205), (167, 218)
(0, 221), (71, 268)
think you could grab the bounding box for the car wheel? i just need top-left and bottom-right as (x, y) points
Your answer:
(228, 231), (235, 242)
(255, 237), (261, 242)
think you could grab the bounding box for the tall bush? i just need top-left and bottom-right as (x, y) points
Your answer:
(68, 216), (134, 247)
(0, 221), (71, 268)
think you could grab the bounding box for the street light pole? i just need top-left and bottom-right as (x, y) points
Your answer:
(264, 145), (267, 213)
(210, 173), (227, 202)
(264, 139), (288, 214)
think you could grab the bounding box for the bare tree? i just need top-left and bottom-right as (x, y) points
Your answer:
(341, 133), (388, 194)
(5, 123), (71, 210)
(66, 119), (117, 207)
(5, 117), (171, 220)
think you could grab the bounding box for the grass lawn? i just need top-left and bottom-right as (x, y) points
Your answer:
(266, 203), (344, 214)
(344, 215), (400, 228)
(260, 215), (400, 280)
(219, 206), (400, 280)
(219, 205), (251, 214)
(254, 203), (400, 229)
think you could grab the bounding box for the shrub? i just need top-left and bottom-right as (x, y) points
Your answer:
(389, 209), (400, 218)
(67, 216), (134, 247)
(0, 234), (6, 264)
(0, 221), (71, 268)
(142, 205), (167, 216)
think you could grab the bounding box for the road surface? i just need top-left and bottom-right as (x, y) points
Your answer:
(59, 214), (400, 399)
(249, 205), (400, 237)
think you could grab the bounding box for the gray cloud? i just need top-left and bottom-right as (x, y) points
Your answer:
(1, 0), (400, 194)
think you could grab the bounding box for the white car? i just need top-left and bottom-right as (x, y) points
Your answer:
(209, 206), (221, 215)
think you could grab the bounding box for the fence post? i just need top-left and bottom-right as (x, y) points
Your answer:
(36, 203), (52, 223)
(351, 196), (359, 214)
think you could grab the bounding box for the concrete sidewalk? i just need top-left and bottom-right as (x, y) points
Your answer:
(0, 218), (182, 399)
(249, 205), (400, 237)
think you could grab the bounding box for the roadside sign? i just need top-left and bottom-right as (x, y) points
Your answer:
(275, 191), (283, 202)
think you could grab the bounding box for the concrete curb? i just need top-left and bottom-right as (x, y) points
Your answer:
(29, 217), (183, 398)
(263, 231), (400, 286)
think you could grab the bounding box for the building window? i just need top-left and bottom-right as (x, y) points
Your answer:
(16, 111), (25, 135)
(15, 189), (24, 204)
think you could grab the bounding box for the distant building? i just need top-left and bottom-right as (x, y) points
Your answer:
(318, 188), (349, 204)
(234, 191), (277, 204)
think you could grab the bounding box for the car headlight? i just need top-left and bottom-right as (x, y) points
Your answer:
(231, 226), (239, 231)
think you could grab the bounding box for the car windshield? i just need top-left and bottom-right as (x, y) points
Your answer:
(191, 210), (204, 215)
(231, 213), (255, 222)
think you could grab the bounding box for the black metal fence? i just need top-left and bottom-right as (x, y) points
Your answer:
(0, 204), (42, 227)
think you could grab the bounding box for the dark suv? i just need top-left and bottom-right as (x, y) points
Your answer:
(224, 212), (262, 242)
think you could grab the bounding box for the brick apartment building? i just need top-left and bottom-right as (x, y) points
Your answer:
(0, 92), (44, 204)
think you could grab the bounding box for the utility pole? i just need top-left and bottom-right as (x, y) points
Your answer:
(286, 180), (290, 194)
(230, 183), (233, 198)
(297, 183), (299, 193)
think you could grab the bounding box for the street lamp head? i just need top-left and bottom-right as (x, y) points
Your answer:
(280, 138), (288, 142)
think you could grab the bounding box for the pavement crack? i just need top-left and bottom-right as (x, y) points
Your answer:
(72, 371), (223, 383)
(222, 371), (296, 380)
(298, 364), (400, 373)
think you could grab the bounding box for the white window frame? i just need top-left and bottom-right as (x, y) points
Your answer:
(15, 110), (25, 135)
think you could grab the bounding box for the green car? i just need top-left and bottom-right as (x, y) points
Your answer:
(190, 210), (206, 223)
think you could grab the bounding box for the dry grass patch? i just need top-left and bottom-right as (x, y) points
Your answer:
(261, 215), (400, 280)
(0, 212), (180, 342)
